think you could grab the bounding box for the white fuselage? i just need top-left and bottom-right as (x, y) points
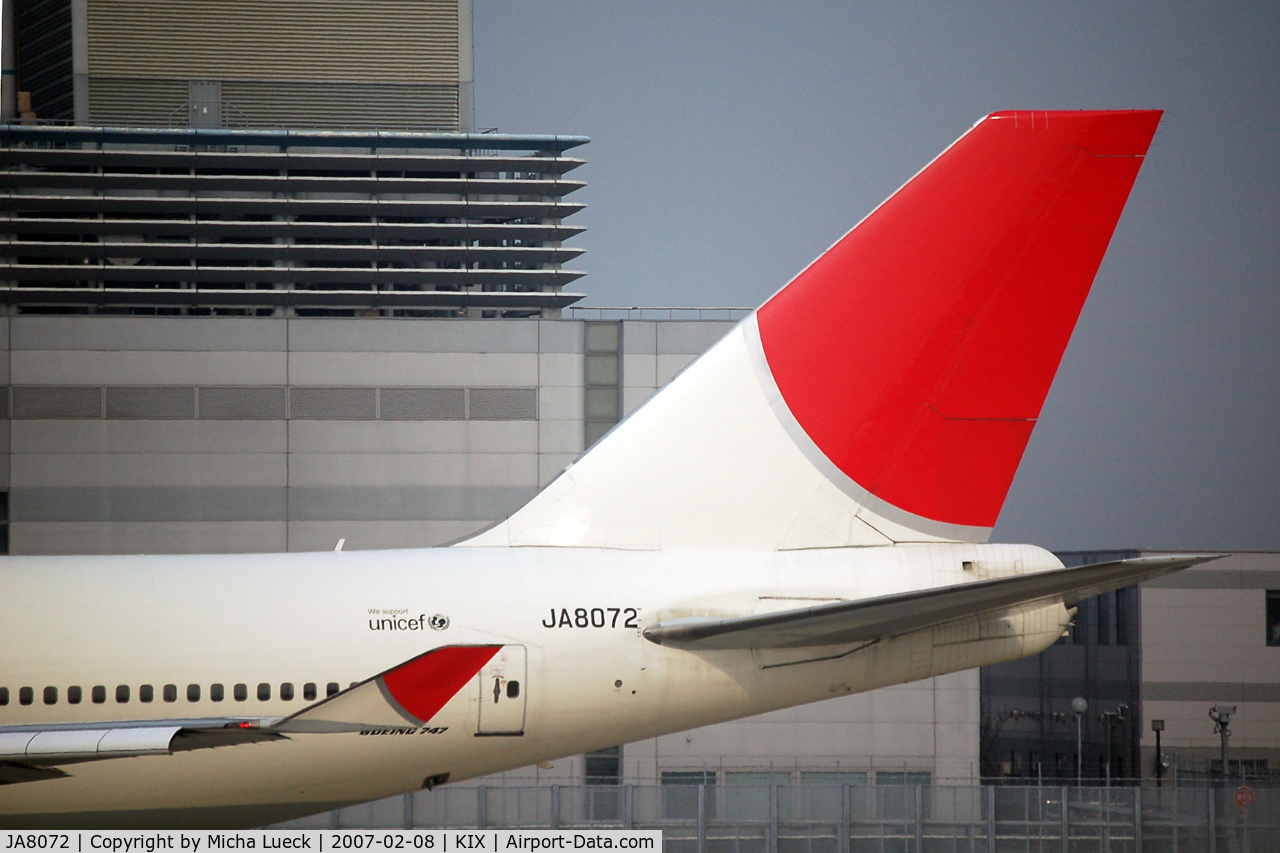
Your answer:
(0, 543), (1069, 828)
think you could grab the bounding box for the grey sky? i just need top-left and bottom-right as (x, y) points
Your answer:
(474, 2), (1280, 551)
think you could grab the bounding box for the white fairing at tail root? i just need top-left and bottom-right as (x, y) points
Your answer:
(460, 316), (957, 551)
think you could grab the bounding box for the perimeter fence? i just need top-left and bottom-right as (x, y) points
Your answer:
(280, 782), (1280, 852)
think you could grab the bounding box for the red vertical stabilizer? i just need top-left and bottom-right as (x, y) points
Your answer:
(459, 111), (1161, 550)
(757, 110), (1161, 530)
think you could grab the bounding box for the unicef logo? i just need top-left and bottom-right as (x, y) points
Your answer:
(428, 614), (450, 631)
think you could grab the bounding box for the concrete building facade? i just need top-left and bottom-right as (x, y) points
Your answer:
(6, 0), (476, 131)
(0, 315), (729, 555)
(1139, 550), (1280, 781)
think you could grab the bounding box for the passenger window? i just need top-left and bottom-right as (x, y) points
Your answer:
(43, 686), (57, 705)
(0, 687), (9, 705)
(211, 683), (224, 702)
(187, 684), (200, 702)
(163, 684), (177, 703)
(280, 683), (294, 701)
(326, 682), (340, 697)
(139, 685), (154, 703)
(234, 683), (248, 702)
(507, 681), (520, 699)
(19, 687), (33, 705)
(92, 685), (106, 704)
(303, 682), (317, 701)
(116, 685), (130, 703)
(257, 683), (271, 701)
(68, 686), (82, 704)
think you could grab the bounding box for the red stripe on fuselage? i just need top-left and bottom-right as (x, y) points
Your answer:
(380, 645), (502, 724)
(757, 110), (1160, 528)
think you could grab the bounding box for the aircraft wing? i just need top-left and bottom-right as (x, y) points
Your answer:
(0, 721), (283, 785)
(643, 554), (1219, 650)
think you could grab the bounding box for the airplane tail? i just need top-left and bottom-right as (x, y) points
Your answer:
(459, 110), (1162, 550)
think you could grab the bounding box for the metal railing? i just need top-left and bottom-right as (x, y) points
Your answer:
(275, 782), (1280, 851)
(568, 307), (753, 321)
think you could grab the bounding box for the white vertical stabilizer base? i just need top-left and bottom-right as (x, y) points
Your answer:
(457, 317), (955, 551)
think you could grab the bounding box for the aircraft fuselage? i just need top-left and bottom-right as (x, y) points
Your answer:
(0, 543), (1068, 827)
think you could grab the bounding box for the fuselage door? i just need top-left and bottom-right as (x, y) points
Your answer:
(477, 644), (527, 736)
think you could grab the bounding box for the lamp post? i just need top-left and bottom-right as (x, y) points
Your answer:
(1101, 711), (1114, 786)
(1117, 704), (1128, 780)
(1072, 697), (1088, 786)
(1209, 705), (1235, 783)
(1151, 719), (1165, 787)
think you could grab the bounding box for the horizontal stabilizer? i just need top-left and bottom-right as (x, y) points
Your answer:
(643, 554), (1217, 650)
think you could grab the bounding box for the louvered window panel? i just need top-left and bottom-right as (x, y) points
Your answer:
(219, 80), (458, 132)
(197, 387), (287, 420)
(13, 387), (102, 419)
(468, 388), (537, 421)
(289, 387), (376, 420)
(379, 387), (465, 420)
(106, 387), (195, 420)
(86, 0), (459, 83)
(86, 77), (187, 127)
